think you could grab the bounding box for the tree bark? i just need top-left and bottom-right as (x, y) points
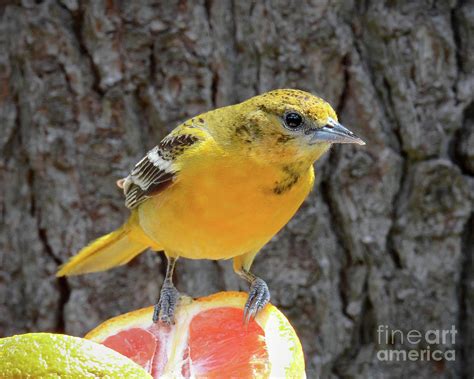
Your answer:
(0, 1), (473, 377)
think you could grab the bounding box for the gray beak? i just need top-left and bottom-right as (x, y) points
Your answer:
(310, 118), (365, 145)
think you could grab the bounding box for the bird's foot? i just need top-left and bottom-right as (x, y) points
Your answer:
(153, 282), (180, 324)
(244, 278), (270, 324)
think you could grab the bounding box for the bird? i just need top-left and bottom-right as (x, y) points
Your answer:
(57, 89), (365, 324)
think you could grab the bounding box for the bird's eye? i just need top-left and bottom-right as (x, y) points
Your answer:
(284, 112), (304, 129)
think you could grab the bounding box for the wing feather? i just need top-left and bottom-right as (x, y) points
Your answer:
(119, 130), (202, 209)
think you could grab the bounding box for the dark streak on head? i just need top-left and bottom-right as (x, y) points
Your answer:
(251, 124), (262, 138)
(235, 125), (251, 136)
(304, 127), (319, 135)
(235, 124), (262, 143)
(276, 134), (295, 144)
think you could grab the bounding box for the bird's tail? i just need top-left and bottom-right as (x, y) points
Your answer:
(57, 212), (153, 276)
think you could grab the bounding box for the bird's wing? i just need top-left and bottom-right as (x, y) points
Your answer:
(118, 123), (208, 209)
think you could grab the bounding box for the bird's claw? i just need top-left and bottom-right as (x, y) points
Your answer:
(243, 278), (270, 324)
(153, 282), (180, 324)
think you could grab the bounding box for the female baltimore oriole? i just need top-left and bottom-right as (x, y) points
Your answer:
(57, 89), (365, 324)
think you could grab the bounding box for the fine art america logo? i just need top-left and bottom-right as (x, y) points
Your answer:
(377, 325), (457, 362)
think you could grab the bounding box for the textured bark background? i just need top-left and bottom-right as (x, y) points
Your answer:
(0, 0), (473, 377)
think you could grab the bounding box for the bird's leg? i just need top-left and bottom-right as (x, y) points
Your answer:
(236, 267), (271, 324)
(153, 255), (179, 324)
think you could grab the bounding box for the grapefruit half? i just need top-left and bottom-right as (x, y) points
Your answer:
(85, 291), (306, 378)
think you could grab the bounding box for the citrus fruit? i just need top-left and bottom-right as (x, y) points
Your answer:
(0, 332), (151, 378)
(86, 291), (305, 378)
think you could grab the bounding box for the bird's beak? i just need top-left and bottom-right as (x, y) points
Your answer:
(310, 118), (365, 145)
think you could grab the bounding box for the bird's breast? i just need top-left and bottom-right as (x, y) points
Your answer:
(138, 153), (314, 259)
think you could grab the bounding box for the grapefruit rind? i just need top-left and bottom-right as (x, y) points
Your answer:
(85, 291), (305, 378)
(264, 306), (306, 378)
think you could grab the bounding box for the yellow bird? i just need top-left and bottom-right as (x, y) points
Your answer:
(57, 89), (365, 323)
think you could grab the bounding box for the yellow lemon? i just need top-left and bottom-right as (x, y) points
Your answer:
(0, 333), (152, 378)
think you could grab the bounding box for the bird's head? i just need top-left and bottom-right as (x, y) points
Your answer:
(229, 89), (365, 164)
